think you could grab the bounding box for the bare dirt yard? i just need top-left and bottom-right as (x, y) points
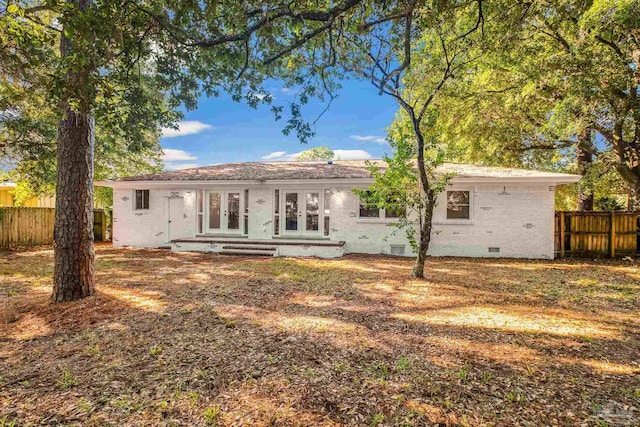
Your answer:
(1, 244), (639, 426)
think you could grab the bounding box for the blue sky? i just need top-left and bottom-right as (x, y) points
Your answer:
(160, 79), (399, 170)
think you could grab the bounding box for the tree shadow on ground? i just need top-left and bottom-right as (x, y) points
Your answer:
(0, 247), (638, 426)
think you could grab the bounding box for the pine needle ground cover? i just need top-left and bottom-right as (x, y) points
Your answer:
(1, 244), (638, 426)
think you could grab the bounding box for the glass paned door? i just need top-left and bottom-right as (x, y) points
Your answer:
(206, 190), (243, 234)
(227, 192), (240, 230)
(285, 192), (299, 231)
(281, 190), (323, 235)
(208, 192), (221, 230)
(305, 192), (319, 231)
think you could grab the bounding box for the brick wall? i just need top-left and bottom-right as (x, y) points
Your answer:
(112, 188), (197, 247)
(112, 182), (555, 259)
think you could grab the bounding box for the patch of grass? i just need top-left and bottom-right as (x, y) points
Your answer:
(96, 260), (128, 270)
(367, 361), (390, 380)
(112, 397), (142, 415)
(481, 371), (493, 383)
(525, 364), (536, 376)
(85, 343), (101, 357)
(370, 413), (384, 427)
(203, 406), (221, 426)
(576, 278), (599, 286)
(334, 361), (349, 372)
(57, 370), (78, 390)
(2, 247), (639, 426)
(456, 367), (470, 382)
(505, 390), (525, 404)
(621, 387), (640, 400)
(188, 392), (199, 407)
(395, 357), (410, 372)
(5, 287), (19, 297)
(0, 417), (17, 427)
(78, 398), (92, 414)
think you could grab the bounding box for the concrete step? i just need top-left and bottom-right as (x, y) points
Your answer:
(222, 245), (277, 251)
(220, 249), (276, 257)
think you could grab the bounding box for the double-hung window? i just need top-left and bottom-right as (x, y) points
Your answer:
(358, 192), (380, 218)
(358, 192), (406, 220)
(446, 191), (470, 219)
(135, 189), (150, 210)
(384, 198), (406, 219)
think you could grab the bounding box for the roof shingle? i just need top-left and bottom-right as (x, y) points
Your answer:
(110, 160), (579, 182)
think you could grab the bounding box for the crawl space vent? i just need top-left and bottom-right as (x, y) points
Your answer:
(488, 247), (500, 253)
(390, 245), (406, 256)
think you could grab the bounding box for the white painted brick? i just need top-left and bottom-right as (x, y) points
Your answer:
(112, 183), (556, 259)
(112, 188), (196, 248)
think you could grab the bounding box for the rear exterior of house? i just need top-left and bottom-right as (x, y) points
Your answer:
(98, 161), (580, 259)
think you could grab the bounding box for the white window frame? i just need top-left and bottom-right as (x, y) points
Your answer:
(196, 189), (204, 234)
(444, 189), (472, 222)
(133, 189), (150, 210)
(356, 192), (405, 221)
(273, 189), (280, 236)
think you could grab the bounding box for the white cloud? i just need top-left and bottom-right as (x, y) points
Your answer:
(333, 149), (373, 160)
(165, 162), (200, 171)
(350, 135), (387, 144)
(161, 121), (213, 138)
(262, 151), (291, 161)
(261, 149), (372, 162)
(162, 149), (197, 162)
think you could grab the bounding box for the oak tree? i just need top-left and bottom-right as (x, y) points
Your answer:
(2, 0), (433, 299)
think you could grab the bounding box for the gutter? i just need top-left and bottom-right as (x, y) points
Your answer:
(96, 174), (581, 189)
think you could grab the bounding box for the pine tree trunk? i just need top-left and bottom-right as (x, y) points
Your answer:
(577, 128), (594, 211)
(51, 0), (96, 302)
(52, 107), (96, 302)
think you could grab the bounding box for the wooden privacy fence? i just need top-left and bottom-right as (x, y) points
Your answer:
(0, 207), (108, 248)
(555, 211), (640, 258)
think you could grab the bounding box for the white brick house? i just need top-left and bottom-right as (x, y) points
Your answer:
(97, 161), (580, 259)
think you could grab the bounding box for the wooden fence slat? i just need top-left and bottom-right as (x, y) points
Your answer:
(556, 211), (638, 258)
(609, 211), (616, 258)
(559, 212), (565, 257)
(0, 207), (107, 249)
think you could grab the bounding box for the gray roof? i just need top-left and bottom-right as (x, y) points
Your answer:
(107, 160), (580, 183)
(120, 161), (375, 181)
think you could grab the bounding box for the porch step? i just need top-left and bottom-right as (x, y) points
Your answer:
(220, 244), (277, 257)
(222, 245), (277, 251)
(219, 249), (276, 257)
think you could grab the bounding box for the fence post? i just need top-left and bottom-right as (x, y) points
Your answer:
(609, 211), (616, 258)
(559, 211), (566, 258)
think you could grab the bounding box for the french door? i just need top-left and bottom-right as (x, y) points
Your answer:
(283, 191), (320, 235)
(206, 190), (243, 234)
